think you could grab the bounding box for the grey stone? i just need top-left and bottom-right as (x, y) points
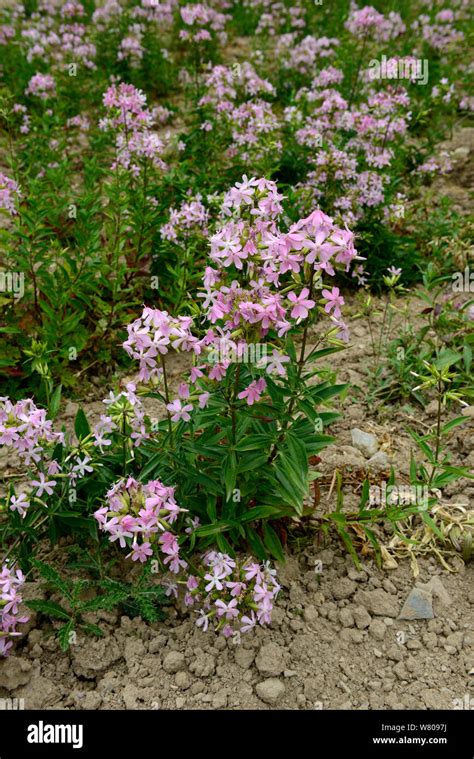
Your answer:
(234, 647), (255, 670)
(255, 643), (285, 677)
(369, 619), (387, 640)
(212, 691), (228, 709)
(0, 656), (32, 690)
(351, 428), (379, 458)
(163, 651), (186, 674)
(356, 589), (399, 617)
(339, 608), (354, 627)
(367, 452), (390, 470)
(175, 671), (192, 689)
(353, 605), (371, 630)
(256, 678), (285, 705)
(398, 587), (434, 620)
(331, 578), (357, 600)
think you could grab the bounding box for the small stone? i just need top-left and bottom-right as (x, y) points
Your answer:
(189, 653), (215, 677)
(303, 605), (319, 626)
(367, 452), (390, 471)
(149, 635), (167, 654)
(234, 647), (255, 670)
(175, 697), (186, 708)
(256, 678), (285, 705)
(353, 606), (371, 630)
(339, 608), (354, 627)
(341, 629), (364, 644)
(422, 632), (438, 649)
(1, 657), (32, 690)
(406, 639), (422, 650)
(348, 568), (368, 582)
(369, 619), (387, 640)
(382, 579), (397, 594)
(422, 576), (452, 607)
(445, 632), (464, 651)
(356, 589), (399, 617)
(398, 587), (434, 620)
(163, 651), (186, 674)
(175, 672), (191, 689)
(212, 692), (228, 709)
(351, 428), (378, 458)
(255, 643), (285, 677)
(331, 578), (357, 600)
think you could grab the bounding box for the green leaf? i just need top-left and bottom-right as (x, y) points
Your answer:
(32, 560), (72, 600)
(222, 450), (237, 503)
(240, 505), (282, 522)
(421, 511), (444, 541)
(49, 384), (62, 418)
(407, 429), (435, 464)
(74, 408), (90, 440)
(195, 521), (235, 537)
(25, 599), (71, 621)
(441, 417), (467, 435)
(80, 623), (104, 638)
(216, 533), (236, 557)
(245, 524), (267, 561)
(358, 479), (370, 511)
(57, 620), (75, 651)
(435, 349), (462, 369)
(263, 524), (285, 562)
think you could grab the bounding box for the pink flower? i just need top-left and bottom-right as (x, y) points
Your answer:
(198, 392), (210, 409)
(166, 399), (193, 422)
(265, 350), (290, 376)
(31, 472), (57, 497)
(240, 611), (257, 632)
(196, 610), (210, 631)
(128, 542), (153, 563)
(215, 598), (239, 620)
(9, 494), (30, 518)
(321, 286), (345, 319)
(238, 378), (266, 406)
(288, 288), (315, 319)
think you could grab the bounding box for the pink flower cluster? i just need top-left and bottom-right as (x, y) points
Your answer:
(179, 3), (229, 46)
(92, 384), (151, 451)
(123, 309), (199, 381)
(100, 83), (166, 174)
(345, 4), (406, 41)
(94, 477), (188, 572)
(276, 34), (340, 75)
(290, 67), (412, 225)
(25, 73), (56, 100)
(411, 10), (464, 51)
(186, 552), (281, 637)
(1, 564), (29, 657)
(125, 176), (354, 412)
(0, 397), (64, 466)
(160, 195), (209, 242)
(199, 62), (275, 109)
(0, 173), (21, 214)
